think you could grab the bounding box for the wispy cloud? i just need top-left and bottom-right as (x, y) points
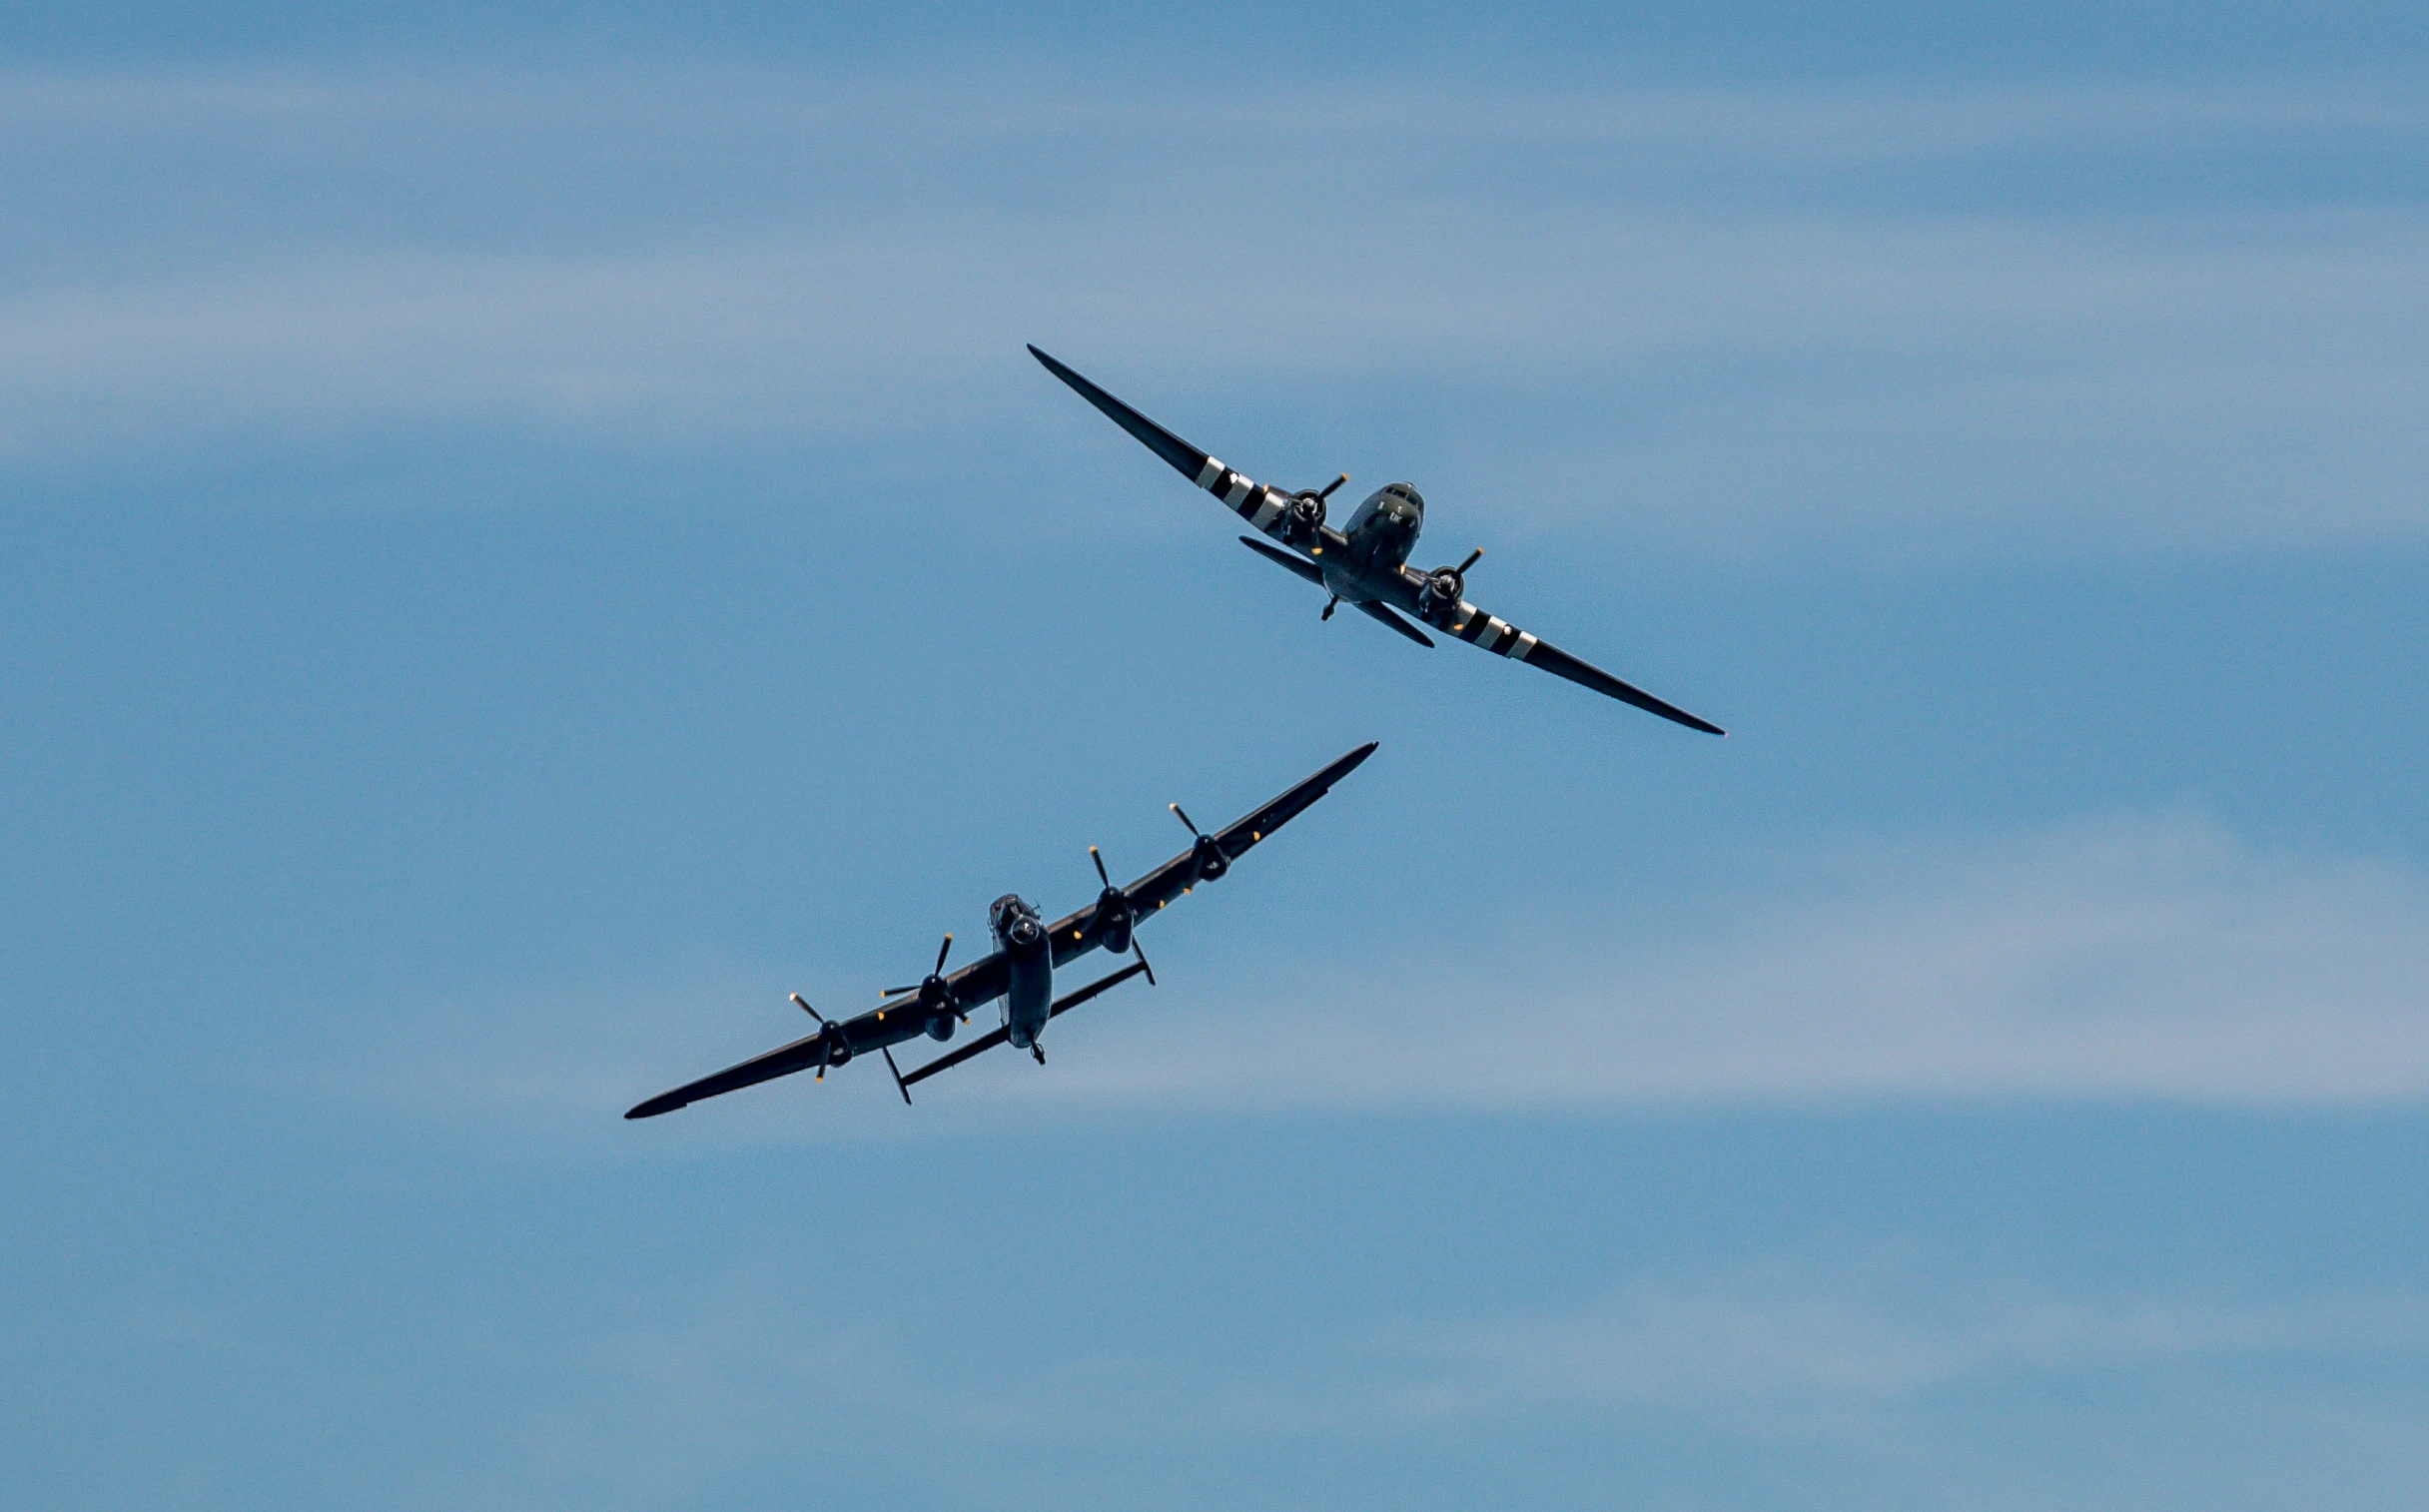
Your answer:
(309, 809), (2429, 1143)
(1022, 810), (2429, 1111)
(3, 66), (2423, 556)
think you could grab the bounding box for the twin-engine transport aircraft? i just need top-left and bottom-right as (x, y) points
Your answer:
(624, 742), (1376, 1119)
(1029, 346), (1725, 737)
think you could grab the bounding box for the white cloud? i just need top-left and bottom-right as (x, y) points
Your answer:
(1019, 810), (2429, 1111)
(312, 810), (2429, 1145)
(1, 66), (2423, 555)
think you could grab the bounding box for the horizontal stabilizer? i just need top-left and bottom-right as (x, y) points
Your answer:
(899, 959), (1151, 1090)
(1353, 598), (1435, 648)
(1239, 534), (1325, 586)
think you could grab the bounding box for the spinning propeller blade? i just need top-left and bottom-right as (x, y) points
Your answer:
(790, 993), (842, 1080)
(882, 933), (955, 997)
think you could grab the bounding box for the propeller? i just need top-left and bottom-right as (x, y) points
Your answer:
(1087, 845), (1156, 986)
(789, 992), (852, 1081)
(1171, 803), (1229, 882)
(1279, 472), (1348, 547)
(882, 933), (967, 1031)
(1417, 547), (1483, 624)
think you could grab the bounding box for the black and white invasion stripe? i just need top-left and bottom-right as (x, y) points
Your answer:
(1194, 456), (1289, 536)
(1445, 602), (1539, 661)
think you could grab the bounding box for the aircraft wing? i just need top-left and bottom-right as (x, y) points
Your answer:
(625, 1025), (838, 1119)
(1030, 345), (1311, 546)
(1042, 740), (1378, 951)
(901, 743), (1376, 1092)
(1422, 593), (1725, 735)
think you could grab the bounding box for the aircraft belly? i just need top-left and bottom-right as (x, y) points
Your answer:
(1323, 558), (1410, 609)
(1003, 949), (1053, 1049)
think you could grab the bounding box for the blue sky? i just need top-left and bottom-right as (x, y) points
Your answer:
(5, 4), (2427, 1507)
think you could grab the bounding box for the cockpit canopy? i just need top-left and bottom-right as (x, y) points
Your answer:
(1346, 481), (1426, 535)
(988, 893), (1030, 926)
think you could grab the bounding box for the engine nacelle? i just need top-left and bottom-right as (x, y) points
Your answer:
(1416, 566), (1464, 625)
(1192, 834), (1230, 883)
(823, 1033), (854, 1068)
(1276, 491), (1326, 548)
(1094, 884), (1137, 956)
(925, 1013), (955, 1042)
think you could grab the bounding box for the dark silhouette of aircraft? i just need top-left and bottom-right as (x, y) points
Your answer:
(1031, 345), (1723, 736)
(626, 743), (1375, 1117)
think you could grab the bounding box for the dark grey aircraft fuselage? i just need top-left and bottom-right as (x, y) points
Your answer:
(1324, 484), (1427, 604)
(991, 893), (1054, 1049)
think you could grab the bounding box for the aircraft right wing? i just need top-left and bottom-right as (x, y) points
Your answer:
(625, 1025), (835, 1119)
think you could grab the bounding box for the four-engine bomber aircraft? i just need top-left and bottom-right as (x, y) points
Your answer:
(625, 743), (1376, 1119)
(1030, 346), (1724, 737)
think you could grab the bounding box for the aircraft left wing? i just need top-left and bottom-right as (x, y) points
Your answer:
(892, 741), (1379, 1015)
(897, 744), (1376, 1092)
(1062, 739), (1377, 943)
(1030, 345), (1312, 545)
(1417, 592), (1724, 735)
